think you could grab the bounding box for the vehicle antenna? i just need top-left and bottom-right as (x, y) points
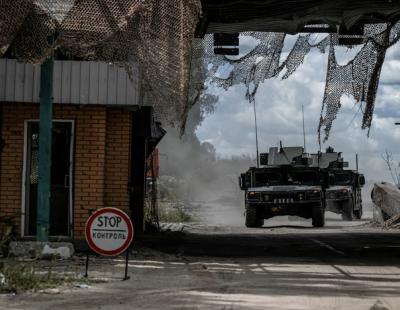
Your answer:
(302, 104), (306, 153)
(356, 153), (359, 171)
(318, 150), (321, 168)
(252, 98), (260, 168)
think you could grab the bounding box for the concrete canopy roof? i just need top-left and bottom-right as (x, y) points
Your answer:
(199, 0), (400, 35)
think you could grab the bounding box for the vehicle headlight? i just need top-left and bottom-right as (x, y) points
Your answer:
(247, 191), (261, 200)
(341, 189), (351, 197)
(307, 190), (321, 200)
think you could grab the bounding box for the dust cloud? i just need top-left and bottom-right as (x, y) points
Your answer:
(158, 124), (254, 226)
(157, 94), (254, 226)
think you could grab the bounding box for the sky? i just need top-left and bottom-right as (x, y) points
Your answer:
(196, 35), (400, 183)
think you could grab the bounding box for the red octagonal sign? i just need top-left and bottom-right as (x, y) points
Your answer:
(85, 208), (134, 256)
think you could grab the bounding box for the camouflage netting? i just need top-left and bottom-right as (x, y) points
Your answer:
(0, 0), (201, 125)
(200, 23), (400, 143)
(2, 1), (400, 136)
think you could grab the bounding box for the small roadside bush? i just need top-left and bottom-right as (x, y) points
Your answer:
(158, 205), (193, 223)
(0, 217), (17, 257)
(0, 261), (64, 293)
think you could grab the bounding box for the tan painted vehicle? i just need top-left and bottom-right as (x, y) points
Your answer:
(325, 170), (365, 220)
(239, 146), (365, 227)
(316, 148), (365, 220)
(240, 165), (327, 228)
(239, 147), (332, 228)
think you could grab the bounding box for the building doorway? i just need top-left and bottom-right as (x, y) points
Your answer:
(23, 120), (74, 237)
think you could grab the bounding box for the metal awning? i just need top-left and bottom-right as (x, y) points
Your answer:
(147, 121), (166, 158)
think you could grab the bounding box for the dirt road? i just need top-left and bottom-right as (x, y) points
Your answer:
(1, 218), (399, 309)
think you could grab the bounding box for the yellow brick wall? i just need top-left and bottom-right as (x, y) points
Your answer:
(0, 103), (131, 239)
(104, 108), (131, 215)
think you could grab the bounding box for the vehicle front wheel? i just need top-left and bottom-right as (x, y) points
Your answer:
(341, 199), (354, 221)
(312, 205), (325, 228)
(245, 205), (263, 228)
(353, 209), (362, 220)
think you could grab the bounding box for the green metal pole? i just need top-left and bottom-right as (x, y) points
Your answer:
(37, 56), (54, 242)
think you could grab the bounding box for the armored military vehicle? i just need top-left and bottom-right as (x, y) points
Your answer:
(317, 148), (365, 220)
(239, 146), (330, 228)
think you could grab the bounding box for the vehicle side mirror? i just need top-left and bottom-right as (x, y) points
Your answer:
(260, 153), (269, 166)
(359, 175), (365, 186)
(239, 174), (246, 190)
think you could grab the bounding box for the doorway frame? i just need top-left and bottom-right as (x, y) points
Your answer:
(21, 119), (75, 237)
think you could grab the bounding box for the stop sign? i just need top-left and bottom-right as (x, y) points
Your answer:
(85, 208), (134, 256)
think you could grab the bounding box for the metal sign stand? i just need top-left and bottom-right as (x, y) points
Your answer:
(83, 252), (90, 278)
(83, 246), (131, 281)
(84, 207), (134, 281)
(123, 248), (130, 281)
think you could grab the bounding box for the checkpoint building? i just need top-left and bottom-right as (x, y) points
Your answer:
(0, 58), (164, 240)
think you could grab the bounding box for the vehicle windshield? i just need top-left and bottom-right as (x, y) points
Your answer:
(253, 169), (320, 186)
(254, 170), (281, 187)
(334, 172), (353, 185)
(289, 171), (319, 186)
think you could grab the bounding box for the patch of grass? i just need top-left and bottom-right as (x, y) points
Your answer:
(0, 261), (67, 293)
(158, 205), (193, 223)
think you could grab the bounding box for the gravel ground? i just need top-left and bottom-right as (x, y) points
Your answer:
(0, 216), (399, 310)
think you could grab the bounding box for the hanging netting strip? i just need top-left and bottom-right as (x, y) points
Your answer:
(1, 1), (400, 138)
(199, 23), (400, 142)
